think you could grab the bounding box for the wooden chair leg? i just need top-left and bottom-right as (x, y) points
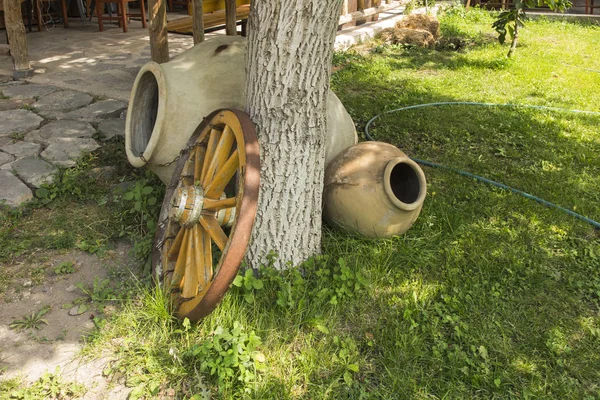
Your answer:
(120, 0), (128, 32)
(60, 0), (68, 27)
(241, 19), (247, 37)
(96, 0), (104, 31)
(139, 0), (146, 28)
(36, 0), (43, 31)
(26, 0), (33, 32)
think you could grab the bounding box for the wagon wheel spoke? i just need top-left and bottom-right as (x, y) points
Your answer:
(203, 197), (237, 211)
(204, 150), (239, 199)
(152, 109), (260, 321)
(202, 126), (235, 188)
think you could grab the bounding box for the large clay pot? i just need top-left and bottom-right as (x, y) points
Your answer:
(125, 36), (357, 184)
(323, 142), (426, 238)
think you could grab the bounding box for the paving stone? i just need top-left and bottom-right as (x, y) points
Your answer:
(0, 75), (12, 84)
(0, 109), (44, 136)
(63, 79), (87, 86)
(32, 90), (94, 117)
(4, 156), (57, 188)
(25, 120), (96, 146)
(124, 67), (141, 76)
(0, 137), (13, 147)
(0, 98), (35, 111)
(0, 151), (15, 166)
(41, 138), (101, 167)
(93, 63), (126, 71)
(62, 100), (128, 123)
(0, 80), (25, 88)
(0, 170), (33, 207)
(1, 84), (61, 100)
(0, 141), (42, 159)
(106, 53), (133, 61)
(98, 118), (125, 141)
(91, 71), (134, 87)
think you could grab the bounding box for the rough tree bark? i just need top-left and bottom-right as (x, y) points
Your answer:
(148, 0), (169, 63)
(3, 0), (32, 79)
(245, 0), (343, 270)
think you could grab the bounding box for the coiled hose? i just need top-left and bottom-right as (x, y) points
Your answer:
(363, 102), (600, 229)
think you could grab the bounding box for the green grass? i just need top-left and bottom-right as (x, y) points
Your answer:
(4, 9), (600, 399)
(76, 11), (600, 400)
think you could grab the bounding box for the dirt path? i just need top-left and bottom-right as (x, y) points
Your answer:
(0, 243), (137, 398)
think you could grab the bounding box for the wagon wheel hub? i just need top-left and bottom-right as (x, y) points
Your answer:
(169, 186), (205, 227)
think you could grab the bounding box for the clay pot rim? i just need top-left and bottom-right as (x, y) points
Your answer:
(125, 61), (167, 168)
(383, 156), (427, 211)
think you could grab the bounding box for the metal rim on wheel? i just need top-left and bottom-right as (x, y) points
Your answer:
(152, 109), (260, 321)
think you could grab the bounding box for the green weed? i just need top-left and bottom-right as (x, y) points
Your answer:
(1, 368), (86, 400)
(9, 306), (51, 331)
(53, 261), (75, 275)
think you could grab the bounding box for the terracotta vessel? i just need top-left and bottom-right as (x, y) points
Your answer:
(323, 141), (427, 238)
(125, 36), (357, 184)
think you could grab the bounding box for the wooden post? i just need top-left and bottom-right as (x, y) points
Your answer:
(373, 0), (381, 21)
(356, 0), (366, 25)
(192, 0), (205, 43)
(225, 0), (236, 36)
(148, 0), (170, 63)
(3, 0), (32, 79)
(341, 0), (348, 15)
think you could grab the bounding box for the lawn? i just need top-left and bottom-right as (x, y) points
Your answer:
(3, 7), (600, 400)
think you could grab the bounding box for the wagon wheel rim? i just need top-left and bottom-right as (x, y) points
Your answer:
(152, 109), (260, 321)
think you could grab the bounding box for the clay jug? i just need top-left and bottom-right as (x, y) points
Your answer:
(125, 36), (357, 184)
(323, 142), (426, 238)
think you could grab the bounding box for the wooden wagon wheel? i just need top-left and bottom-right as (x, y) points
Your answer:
(152, 109), (260, 321)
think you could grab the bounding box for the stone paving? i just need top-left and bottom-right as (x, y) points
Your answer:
(0, 78), (126, 208)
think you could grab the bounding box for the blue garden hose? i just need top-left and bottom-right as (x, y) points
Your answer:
(364, 102), (600, 229)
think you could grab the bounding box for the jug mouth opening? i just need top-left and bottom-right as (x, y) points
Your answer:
(125, 62), (166, 167)
(384, 157), (426, 211)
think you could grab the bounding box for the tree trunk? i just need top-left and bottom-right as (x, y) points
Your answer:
(507, 19), (519, 58)
(148, 0), (169, 63)
(245, 0), (343, 270)
(3, 0), (32, 79)
(192, 0), (205, 44)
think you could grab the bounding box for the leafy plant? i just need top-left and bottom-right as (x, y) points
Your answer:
(9, 306), (51, 331)
(185, 322), (264, 391)
(332, 335), (361, 386)
(116, 173), (164, 270)
(492, 0), (571, 57)
(76, 278), (116, 310)
(53, 261), (75, 275)
(231, 268), (264, 304)
(7, 368), (86, 399)
(76, 238), (108, 255)
(35, 153), (101, 204)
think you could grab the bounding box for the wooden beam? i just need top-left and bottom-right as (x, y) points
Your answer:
(148, 0), (170, 63)
(338, 2), (400, 25)
(225, 0), (236, 36)
(3, 0), (32, 79)
(192, 0), (205, 43)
